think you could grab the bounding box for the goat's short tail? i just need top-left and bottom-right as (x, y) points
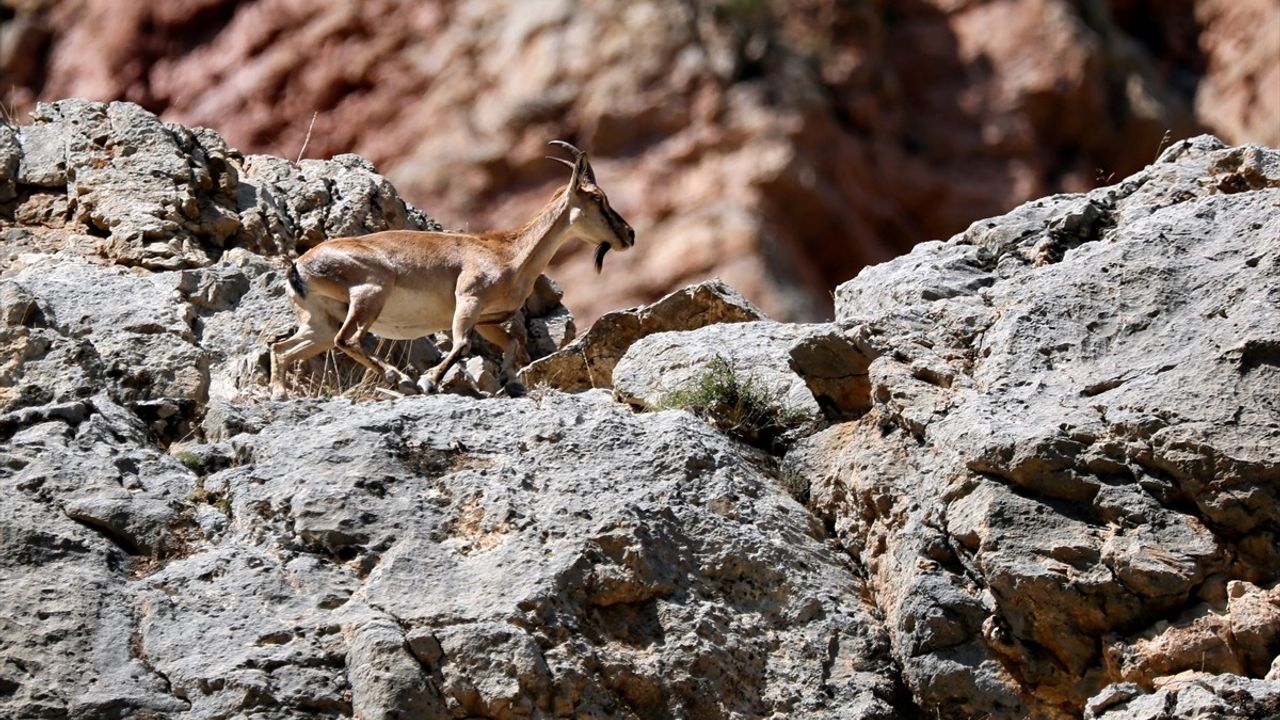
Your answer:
(286, 262), (308, 298)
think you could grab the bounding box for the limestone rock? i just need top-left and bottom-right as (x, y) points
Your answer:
(234, 152), (441, 258)
(792, 136), (1280, 717)
(14, 116), (66, 188)
(135, 547), (358, 718)
(1085, 673), (1280, 720)
(428, 622), (552, 717)
(0, 391), (901, 719)
(1, 100), (442, 272)
(788, 329), (874, 420)
(612, 321), (854, 419)
(1104, 582), (1280, 684)
(36, 100), (233, 269)
(522, 275), (577, 360)
(524, 304), (575, 360)
(349, 618), (444, 719)
(0, 395), (196, 717)
(0, 124), (21, 203)
(520, 279), (765, 392)
(0, 254), (209, 435)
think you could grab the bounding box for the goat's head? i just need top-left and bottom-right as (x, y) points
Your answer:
(548, 140), (634, 272)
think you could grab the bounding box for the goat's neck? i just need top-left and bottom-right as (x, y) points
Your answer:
(508, 191), (574, 287)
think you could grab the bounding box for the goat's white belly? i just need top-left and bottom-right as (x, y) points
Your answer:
(369, 287), (454, 340)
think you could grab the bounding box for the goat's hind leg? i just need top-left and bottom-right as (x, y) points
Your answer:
(334, 285), (419, 394)
(270, 307), (339, 398)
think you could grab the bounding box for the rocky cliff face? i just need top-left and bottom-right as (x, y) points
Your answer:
(3, 0), (1277, 324)
(807, 135), (1280, 718)
(2, 102), (1279, 719)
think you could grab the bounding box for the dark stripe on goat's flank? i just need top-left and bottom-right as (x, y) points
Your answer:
(287, 262), (308, 298)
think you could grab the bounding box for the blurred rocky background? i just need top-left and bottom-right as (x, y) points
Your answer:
(3, 0), (1276, 324)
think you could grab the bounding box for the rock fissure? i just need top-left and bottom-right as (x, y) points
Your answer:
(65, 513), (141, 556)
(128, 628), (191, 711)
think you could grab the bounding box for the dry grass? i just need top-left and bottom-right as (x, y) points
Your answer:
(296, 111), (318, 163)
(287, 338), (429, 400)
(0, 87), (17, 126)
(1154, 129), (1174, 161)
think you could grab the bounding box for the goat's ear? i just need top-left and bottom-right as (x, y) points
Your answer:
(573, 153), (597, 188)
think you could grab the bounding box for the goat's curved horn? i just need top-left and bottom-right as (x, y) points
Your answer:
(548, 139), (584, 157)
(548, 140), (595, 186)
(544, 155), (575, 169)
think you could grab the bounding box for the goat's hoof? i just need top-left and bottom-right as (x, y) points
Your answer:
(269, 384), (288, 401)
(417, 377), (439, 395)
(395, 378), (421, 396)
(502, 381), (527, 398)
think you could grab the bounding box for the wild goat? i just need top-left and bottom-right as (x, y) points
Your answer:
(269, 141), (634, 396)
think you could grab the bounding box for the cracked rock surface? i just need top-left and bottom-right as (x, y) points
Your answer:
(792, 135), (1280, 718)
(8, 99), (440, 270)
(2, 100), (1279, 719)
(2, 391), (902, 719)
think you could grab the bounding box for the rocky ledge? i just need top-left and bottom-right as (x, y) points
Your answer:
(1, 101), (1278, 719)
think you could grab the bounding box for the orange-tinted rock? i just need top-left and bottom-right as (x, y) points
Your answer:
(3, 0), (1274, 323)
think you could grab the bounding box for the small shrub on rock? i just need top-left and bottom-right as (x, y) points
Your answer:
(658, 356), (812, 452)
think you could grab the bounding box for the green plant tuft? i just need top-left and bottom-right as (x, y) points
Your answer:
(185, 480), (210, 505)
(657, 356), (813, 453)
(173, 450), (203, 472)
(185, 478), (232, 518)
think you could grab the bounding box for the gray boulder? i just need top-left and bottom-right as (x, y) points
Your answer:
(614, 322), (824, 413)
(0, 254), (209, 435)
(1084, 673), (1280, 719)
(0, 394), (196, 717)
(0, 123), (20, 203)
(31, 100), (234, 268)
(3, 99), (442, 271)
(234, 152), (441, 258)
(612, 321), (872, 422)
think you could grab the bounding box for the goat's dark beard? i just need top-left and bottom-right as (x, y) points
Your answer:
(594, 243), (609, 273)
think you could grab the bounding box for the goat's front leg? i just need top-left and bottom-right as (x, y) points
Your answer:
(335, 284), (418, 394)
(422, 295), (481, 393)
(474, 322), (526, 395)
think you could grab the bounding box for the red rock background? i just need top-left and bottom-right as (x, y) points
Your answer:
(2, 0), (1278, 323)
